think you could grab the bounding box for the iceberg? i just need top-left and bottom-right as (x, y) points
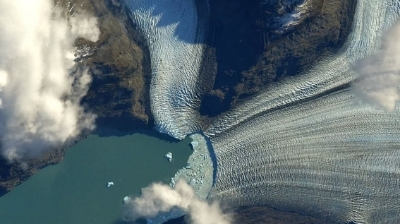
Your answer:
(123, 196), (131, 204)
(107, 182), (114, 188)
(164, 152), (172, 162)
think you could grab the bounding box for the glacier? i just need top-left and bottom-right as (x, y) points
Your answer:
(145, 134), (215, 224)
(204, 0), (400, 223)
(124, 0), (211, 139)
(207, 90), (400, 223)
(125, 0), (400, 223)
(171, 134), (214, 200)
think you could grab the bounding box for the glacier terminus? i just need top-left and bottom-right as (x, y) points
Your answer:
(125, 0), (400, 223)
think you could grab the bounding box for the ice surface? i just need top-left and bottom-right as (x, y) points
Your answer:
(123, 196), (131, 204)
(205, 0), (400, 138)
(145, 134), (214, 224)
(205, 0), (400, 223)
(124, 0), (400, 223)
(124, 0), (209, 139)
(170, 134), (214, 200)
(190, 141), (198, 149)
(208, 90), (400, 223)
(165, 152), (173, 162)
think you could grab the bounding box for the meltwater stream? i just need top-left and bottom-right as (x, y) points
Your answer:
(125, 0), (400, 223)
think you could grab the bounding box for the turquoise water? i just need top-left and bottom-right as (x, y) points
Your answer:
(0, 131), (192, 224)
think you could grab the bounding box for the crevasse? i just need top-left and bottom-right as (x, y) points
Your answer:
(205, 0), (400, 223)
(124, 0), (208, 139)
(125, 0), (400, 223)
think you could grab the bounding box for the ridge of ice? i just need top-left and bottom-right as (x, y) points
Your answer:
(125, 0), (209, 139)
(204, 1), (400, 223)
(124, 0), (400, 223)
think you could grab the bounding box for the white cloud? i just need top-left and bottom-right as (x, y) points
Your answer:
(124, 179), (232, 224)
(352, 21), (400, 111)
(70, 13), (101, 42)
(0, 0), (100, 161)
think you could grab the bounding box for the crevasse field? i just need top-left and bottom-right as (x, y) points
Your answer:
(125, 0), (400, 223)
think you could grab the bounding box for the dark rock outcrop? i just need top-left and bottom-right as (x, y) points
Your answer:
(200, 0), (357, 117)
(0, 0), (152, 196)
(0, 148), (64, 196)
(73, 0), (153, 131)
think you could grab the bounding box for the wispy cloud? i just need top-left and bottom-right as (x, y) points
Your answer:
(352, 21), (400, 111)
(0, 0), (100, 161)
(123, 179), (232, 224)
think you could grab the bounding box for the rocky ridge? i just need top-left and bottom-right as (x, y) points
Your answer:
(200, 0), (356, 117)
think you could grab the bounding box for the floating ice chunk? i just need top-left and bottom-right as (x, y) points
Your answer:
(165, 152), (173, 162)
(171, 178), (176, 186)
(189, 178), (199, 186)
(190, 141), (198, 149)
(107, 182), (114, 187)
(123, 196), (131, 204)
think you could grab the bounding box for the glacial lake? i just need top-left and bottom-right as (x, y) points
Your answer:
(0, 131), (192, 224)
